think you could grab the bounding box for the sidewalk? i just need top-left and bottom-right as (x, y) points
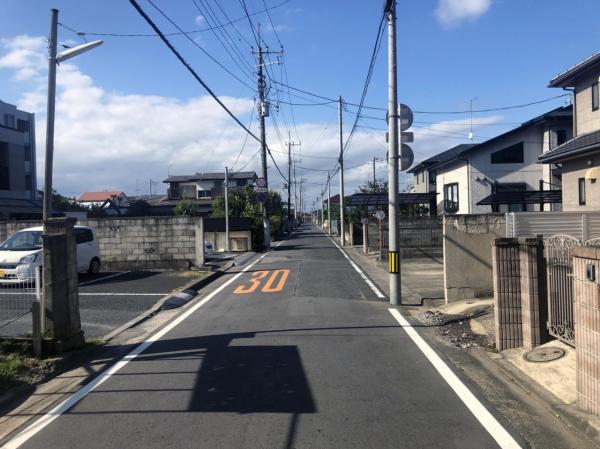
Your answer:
(335, 234), (600, 447)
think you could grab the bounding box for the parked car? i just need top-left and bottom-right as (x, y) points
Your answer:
(204, 240), (214, 257)
(0, 226), (101, 284)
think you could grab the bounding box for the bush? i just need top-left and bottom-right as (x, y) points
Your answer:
(173, 199), (196, 216)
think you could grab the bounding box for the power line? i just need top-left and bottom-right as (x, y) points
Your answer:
(128, 0), (289, 184)
(72, 0), (293, 38)
(232, 97), (257, 171)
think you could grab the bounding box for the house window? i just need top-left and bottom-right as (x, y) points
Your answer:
(3, 114), (15, 128)
(197, 190), (211, 198)
(429, 171), (436, 184)
(415, 172), (419, 185)
(16, 119), (29, 132)
(180, 185), (196, 199)
(421, 172), (425, 183)
(556, 129), (568, 146)
(579, 178), (586, 205)
(0, 142), (9, 190)
(491, 142), (524, 164)
(443, 183), (459, 212)
(169, 184), (180, 199)
(593, 83), (599, 111)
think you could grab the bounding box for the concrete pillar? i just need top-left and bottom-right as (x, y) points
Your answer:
(195, 217), (205, 267)
(573, 246), (600, 415)
(362, 222), (368, 254)
(492, 238), (523, 351)
(43, 217), (84, 352)
(519, 237), (549, 350)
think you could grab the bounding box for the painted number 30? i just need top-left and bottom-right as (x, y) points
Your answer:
(234, 270), (290, 294)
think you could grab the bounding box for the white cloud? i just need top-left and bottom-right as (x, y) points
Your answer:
(194, 15), (206, 26)
(0, 34), (506, 203)
(434, 0), (492, 28)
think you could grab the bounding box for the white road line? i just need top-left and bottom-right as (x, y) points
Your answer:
(388, 308), (522, 449)
(324, 230), (385, 299)
(78, 271), (130, 286)
(2, 236), (290, 449)
(79, 293), (167, 296)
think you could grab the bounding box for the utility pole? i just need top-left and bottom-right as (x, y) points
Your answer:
(287, 134), (301, 230)
(320, 194), (324, 227)
(327, 172), (332, 236)
(42, 9), (58, 221)
(224, 166), (230, 252)
(292, 156), (298, 222)
(386, 0), (401, 305)
(373, 157), (377, 184)
(338, 96), (346, 245)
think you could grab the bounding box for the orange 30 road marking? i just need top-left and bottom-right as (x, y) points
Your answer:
(233, 269), (290, 294)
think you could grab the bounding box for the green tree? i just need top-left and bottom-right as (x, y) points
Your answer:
(50, 190), (86, 212)
(173, 199), (197, 216)
(212, 187), (285, 250)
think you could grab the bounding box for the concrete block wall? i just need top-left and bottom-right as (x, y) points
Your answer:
(573, 246), (600, 415)
(0, 216), (205, 271)
(204, 230), (251, 252)
(492, 238), (523, 351)
(444, 214), (506, 302)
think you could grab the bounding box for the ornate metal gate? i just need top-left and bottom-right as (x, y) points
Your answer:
(545, 235), (579, 346)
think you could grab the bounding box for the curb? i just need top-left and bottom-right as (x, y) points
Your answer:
(101, 260), (236, 342)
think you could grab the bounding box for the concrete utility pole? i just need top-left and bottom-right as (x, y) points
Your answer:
(338, 96), (346, 245)
(327, 172), (332, 236)
(373, 157), (377, 184)
(42, 9), (58, 221)
(386, 0), (401, 305)
(287, 135), (301, 230)
(224, 166), (230, 252)
(320, 194), (325, 227)
(43, 9), (102, 221)
(257, 42), (270, 249)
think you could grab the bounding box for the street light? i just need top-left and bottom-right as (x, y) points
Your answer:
(43, 9), (103, 220)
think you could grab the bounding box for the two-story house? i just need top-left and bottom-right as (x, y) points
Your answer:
(538, 51), (600, 211)
(412, 106), (572, 215)
(157, 171), (257, 216)
(0, 100), (39, 220)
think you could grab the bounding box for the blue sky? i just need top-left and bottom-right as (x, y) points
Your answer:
(1, 0), (599, 202)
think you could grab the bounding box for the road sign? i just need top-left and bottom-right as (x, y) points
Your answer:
(256, 192), (268, 203)
(401, 131), (413, 143)
(400, 143), (414, 171)
(399, 104), (413, 132)
(254, 187), (268, 193)
(374, 210), (386, 221)
(256, 177), (267, 188)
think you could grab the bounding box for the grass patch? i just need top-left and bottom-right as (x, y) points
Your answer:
(0, 339), (55, 393)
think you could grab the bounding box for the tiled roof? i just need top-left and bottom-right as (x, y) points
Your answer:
(163, 171), (257, 183)
(549, 50), (600, 88)
(407, 144), (476, 174)
(78, 191), (125, 202)
(538, 129), (600, 163)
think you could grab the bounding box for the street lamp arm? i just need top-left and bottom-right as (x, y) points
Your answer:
(56, 40), (103, 63)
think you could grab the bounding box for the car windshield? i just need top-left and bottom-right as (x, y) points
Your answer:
(0, 231), (43, 251)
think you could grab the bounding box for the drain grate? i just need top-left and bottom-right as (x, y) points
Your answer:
(524, 346), (566, 363)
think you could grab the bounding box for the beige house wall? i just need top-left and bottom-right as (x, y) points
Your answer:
(574, 72), (600, 136)
(561, 156), (600, 211)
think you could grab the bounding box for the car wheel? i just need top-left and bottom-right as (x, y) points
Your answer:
(88, 258), (101, 275)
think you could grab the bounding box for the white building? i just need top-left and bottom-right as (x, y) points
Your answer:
(411, 106), (572, 215)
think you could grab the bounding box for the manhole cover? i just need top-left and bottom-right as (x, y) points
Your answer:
(524, 346), (566, 363)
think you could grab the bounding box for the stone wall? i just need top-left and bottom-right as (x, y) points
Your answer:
(443, 214), (506, 302)
(0, 216), (205, 271)
(573, 246), (600, 415)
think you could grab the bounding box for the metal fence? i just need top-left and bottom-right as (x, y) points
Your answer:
(0, 266), (42, 337)
(507, 211), (600, 347)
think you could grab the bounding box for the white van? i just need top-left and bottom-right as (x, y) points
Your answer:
(0, 226), (101, 284)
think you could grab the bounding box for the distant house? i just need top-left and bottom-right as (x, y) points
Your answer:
(539, 51), (600, 211)
(413, 107), (572, 215)
(0, 100), (39, 220)
(77, 191), (128, 208)
(154, 171), (258, 216)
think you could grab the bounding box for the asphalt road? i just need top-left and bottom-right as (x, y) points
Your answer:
(0, 271), (194, 339)
(5, 225), (525, 449)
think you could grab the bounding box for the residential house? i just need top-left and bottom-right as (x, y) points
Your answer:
(156, 171), (257, 216)
(539, 51), (600, 211)
(0, 100), (39, 220)
(415, 106), (572, 215)
(77, 191), (128, 209)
